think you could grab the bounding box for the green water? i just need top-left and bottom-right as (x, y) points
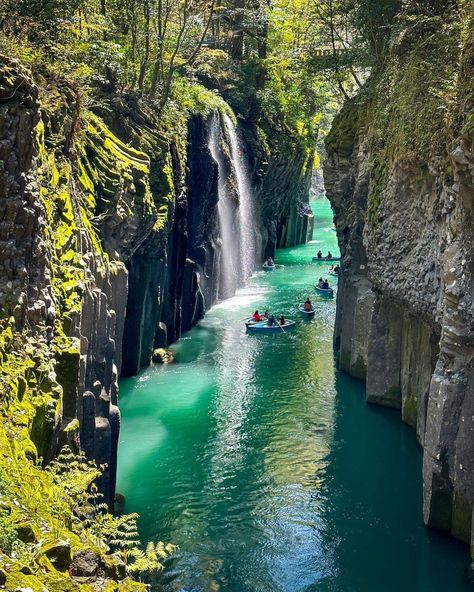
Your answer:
(117, 198), (472, 592)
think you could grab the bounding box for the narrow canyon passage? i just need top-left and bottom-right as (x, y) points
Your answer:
(117, 199), (471, 592)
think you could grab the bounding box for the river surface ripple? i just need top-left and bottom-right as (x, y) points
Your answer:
(118, 198), (472, 592)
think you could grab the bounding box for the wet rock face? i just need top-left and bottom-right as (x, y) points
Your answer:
(324, 76), (474, 557)
(0, 61), (156, 505)
(1, 53), (314, 509)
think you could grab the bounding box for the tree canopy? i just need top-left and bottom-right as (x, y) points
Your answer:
(0, 0), (466, 148)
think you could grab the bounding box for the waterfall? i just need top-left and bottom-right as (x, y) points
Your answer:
(208, 112), (258, 300)
(208, 114), (239, 298)
(222, 114), (257, 282)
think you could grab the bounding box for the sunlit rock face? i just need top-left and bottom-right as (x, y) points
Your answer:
(1, 54), (315, 505)
(324, 15), (474, 562)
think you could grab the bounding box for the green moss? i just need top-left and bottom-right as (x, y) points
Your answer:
(402, 391), (418, 428)
(351, 355), (367, 381)
(55, 342), (80, 418)
(325, 101), (361, 157)
(169, 75), (237, 123)
(451, 493), (472, 544)
(30, 393), (60, 459)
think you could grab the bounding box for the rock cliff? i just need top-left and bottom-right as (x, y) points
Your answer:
(324, 5), (474, 562)
(0, 51), (313, 513)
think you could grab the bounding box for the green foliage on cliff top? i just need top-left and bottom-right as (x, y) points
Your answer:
(326, 1), (472, 229)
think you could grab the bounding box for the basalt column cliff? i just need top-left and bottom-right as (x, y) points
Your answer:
(325, 5), (474, 561)
(0, 55), (313, 512)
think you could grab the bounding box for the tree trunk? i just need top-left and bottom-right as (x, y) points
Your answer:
(230, 0), (245, 60)
(138, 0), (150, 92)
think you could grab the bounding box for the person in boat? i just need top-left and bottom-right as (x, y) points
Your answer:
(278, 315), (285, 325)
(322, 279), (330, 289)
(317, 277), (324, 288)
(304, 298), (313, 311)
(266, 257), (274, 266)
(317, 250), (322, 259)
(263, 310), (270, 319)
(327, 251), (332, 258)
(334, 264), (340, 273)
(252, 310), (262, 322)
(267, 314), (277, 326)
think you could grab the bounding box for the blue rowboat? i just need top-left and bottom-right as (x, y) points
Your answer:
(298, 304), (316, 316)
(246, 320), (296, 333)
(315, 285), (334, 297)
(312, 256), (340, 262)
(263, 264), (275, 271)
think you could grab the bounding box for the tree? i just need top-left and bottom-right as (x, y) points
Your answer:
(149, 0), (216, 109)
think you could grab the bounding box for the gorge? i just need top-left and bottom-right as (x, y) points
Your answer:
(0, 0), (473, 590)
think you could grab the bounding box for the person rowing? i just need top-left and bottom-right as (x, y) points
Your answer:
(322, 279), (330, 289)
(267, 314), (277, 326)
(304, 298), (313, 311)
(278, 315), (285, 326)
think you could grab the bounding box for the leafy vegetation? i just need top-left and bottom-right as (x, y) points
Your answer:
(2, 0), (471, 588)
(324, 0), (472, 229)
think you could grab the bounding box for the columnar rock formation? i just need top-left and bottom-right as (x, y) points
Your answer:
(324, 10), (474, 561)
(0, 56), (313, 507)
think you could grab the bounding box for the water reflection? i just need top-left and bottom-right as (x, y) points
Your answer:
(117, 199), (471, 592)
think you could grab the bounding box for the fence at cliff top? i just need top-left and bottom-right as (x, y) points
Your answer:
(208, 113), (258, 299)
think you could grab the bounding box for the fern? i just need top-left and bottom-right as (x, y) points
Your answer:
(31, 446), (176, 582)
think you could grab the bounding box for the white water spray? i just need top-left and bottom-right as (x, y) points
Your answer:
(208, 114), (239, 298)
(209, 112), (259, 299)
(222, 114), (258, 282)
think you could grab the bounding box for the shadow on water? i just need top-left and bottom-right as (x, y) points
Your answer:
(117, 198), (472, 592)
(313, 371), (472, 592)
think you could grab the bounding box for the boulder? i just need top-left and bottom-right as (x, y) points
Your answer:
(43, 539), (72, 570)
(69, 550), (100, 578)
(152, 348), (174, 364)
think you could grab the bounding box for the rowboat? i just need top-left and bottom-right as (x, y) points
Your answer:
(246, 320), (296, 333)
(262, 264), (275, 271)
(244, 317), (267, 326)
(315, 285), (334, 297)
(312, 256), (340, 262)
(328, 270), (339, 277)
(298, 304), (317, 316)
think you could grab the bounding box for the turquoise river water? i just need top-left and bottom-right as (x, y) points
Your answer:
(117, 198), (472, 592)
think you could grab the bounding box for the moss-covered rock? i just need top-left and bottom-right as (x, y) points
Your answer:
(152, 348), (174, 364)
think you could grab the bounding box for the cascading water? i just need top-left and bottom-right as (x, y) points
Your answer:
(208, 114), (239, 298)
(222, 113), (258, 282)
(208, 111), (259, 300)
